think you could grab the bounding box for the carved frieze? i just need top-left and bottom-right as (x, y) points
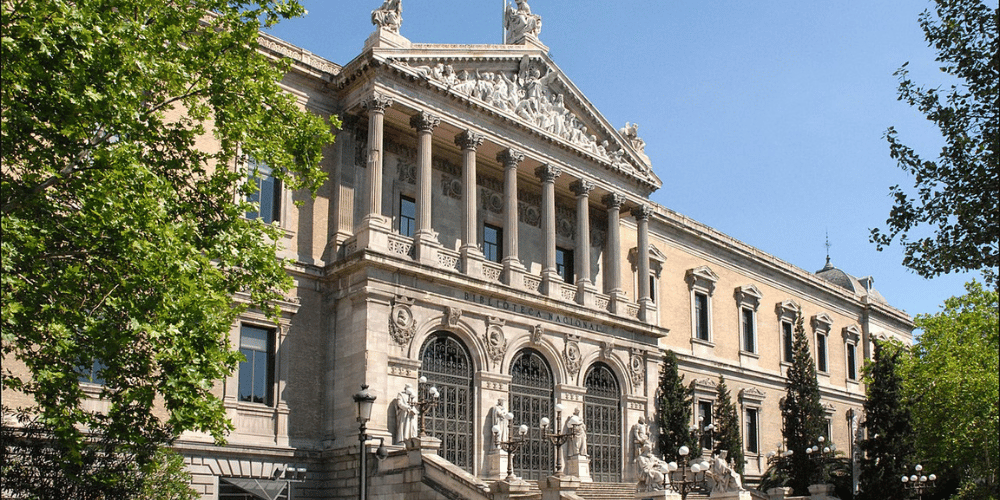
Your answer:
(441, 175), (462, 199)
(480, 187), (504, 214)
(389, 296), (417, 346)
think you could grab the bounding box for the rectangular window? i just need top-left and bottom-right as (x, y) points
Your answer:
(699, 400), (714, 449)
(483, 224), (503, 263)
(746, 408), (759, 454)
(239, 324), (274, 405)
(649, 275), (657, 304)
(782, 321), (794, 363)
(742, 307), (756, 353)
(78, 359), (107, 385)
(399, 195), (415, 237)
(847, 343), (857, 380)
(817, 333), (828, 372)
(245, 159), (281, 224)
(556, 247), (574, 284)
(695, 292), (709, 341)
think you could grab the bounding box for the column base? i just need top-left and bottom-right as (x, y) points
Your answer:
(565, 455), (592, 482)
(356, 216), (391, 253)
(609, 291), (629, 314)
(541, 269), (563, 299)
(493, 477), (532, 500)
(502, 258), (525, 288)
(576, 280), (598, 307)
(639, 298), (657, 323)
(461, 246), (484, 278)
(414, 230), (441, 266)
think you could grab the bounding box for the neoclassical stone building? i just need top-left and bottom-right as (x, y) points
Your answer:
(175, 4), (913, 499)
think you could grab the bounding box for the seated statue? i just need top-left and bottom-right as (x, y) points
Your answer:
(636, 444), (670, 492)
(504, 0), (542, 43)
(707, 450), (744, 493)
(371, 0), (402, 33)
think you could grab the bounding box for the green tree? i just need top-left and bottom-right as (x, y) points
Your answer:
(871, 0), (999, 286)
(903, 281), (999, 499)
(779, 313), (826, 496)
(713, 374), (744, 475)
(656, 350), (696, 462)
(1, 0), (333, 484)
(858, 339), (914, 500)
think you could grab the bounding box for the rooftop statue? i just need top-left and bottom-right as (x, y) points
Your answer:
(504, 0), (542, 44)
(372, 0), (402, 33)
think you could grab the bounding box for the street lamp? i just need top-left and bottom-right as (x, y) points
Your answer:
(540, 403), (574, 476)
(353, 384), (380, 500)
(494, 416), (530, 482)
(666, 445), (710, 500)
(901, 464), (936, 500)
(415, 376), (440, 437)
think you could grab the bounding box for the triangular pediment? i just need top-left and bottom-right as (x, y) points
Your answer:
(365, 47), (660, 190)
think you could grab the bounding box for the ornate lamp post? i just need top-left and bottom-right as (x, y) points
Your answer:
(353, 384), (376, 500)
(540, 403), (575, 476)
(415, 376), (440, 437)
(666, 445), (710, 500)
(901, 464), (936, 500)
(494, 415), (530, 482)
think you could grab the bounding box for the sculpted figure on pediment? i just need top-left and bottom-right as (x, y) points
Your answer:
(504, 0), (542, 43)
(371, 0), (402, 33)
(619, 122), (646, 153)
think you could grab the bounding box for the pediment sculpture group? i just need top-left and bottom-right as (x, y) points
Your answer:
(632, 418), (745, 494)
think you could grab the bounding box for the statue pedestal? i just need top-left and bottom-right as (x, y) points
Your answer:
(483, 449), (509, 481)
(493, 478), (532, 500)
(709, 490), (754, 499)
(539, 475), (580, 500)
(807, 484), (838, 500)
(565, 455), (592, 482)
(634, 490), (681, 500)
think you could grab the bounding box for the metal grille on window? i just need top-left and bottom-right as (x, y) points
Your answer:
(584, 363), (622, 482)
(419, 332), (474, 473)
(510, 349), (554, 480)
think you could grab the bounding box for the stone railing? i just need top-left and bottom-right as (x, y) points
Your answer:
(387, 233), (415, 259)
(483, 261), (503, 283)
(437, 248), (461, 271)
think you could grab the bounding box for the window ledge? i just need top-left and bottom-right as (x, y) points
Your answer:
(691, 337), (715, 348)
(739, 350), (759, 359)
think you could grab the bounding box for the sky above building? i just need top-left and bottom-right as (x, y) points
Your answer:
(266, 0), (982, 323)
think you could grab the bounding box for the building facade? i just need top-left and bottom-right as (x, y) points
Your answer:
(173, 6), (913, 499)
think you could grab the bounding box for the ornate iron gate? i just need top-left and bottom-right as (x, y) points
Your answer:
(584, 363), (622, 482)
(510, 349), (555, 480)
(419, 332), (474, 473)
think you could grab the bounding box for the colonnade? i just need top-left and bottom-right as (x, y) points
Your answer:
(356, 92), (654, 319)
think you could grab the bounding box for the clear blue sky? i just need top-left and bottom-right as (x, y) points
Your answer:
(267, 0), (982, 320)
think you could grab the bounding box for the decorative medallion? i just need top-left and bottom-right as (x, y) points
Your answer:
(530, 324), (545, 344)
(396, 157), (416, 185)
(629, 349), (645, 388)
(484, 317), (508, 366)
(389, 296), (416, 346)
(564, 339), (582, 377)
(519, 201), (541, 227)
(441, 175), (462, 200)
(481, 188), (504, 214)
(444, 306), (463, 327)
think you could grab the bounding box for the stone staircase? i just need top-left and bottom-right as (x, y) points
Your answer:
(575, 482), (713, 500)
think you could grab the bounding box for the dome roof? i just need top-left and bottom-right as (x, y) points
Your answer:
(815, 257), (887, 304)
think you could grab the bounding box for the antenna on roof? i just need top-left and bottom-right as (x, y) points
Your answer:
(825, 230), (831, 266)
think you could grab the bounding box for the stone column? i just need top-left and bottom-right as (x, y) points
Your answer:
(603, 193), (627, 313)
(632, 204), (654, 322)
(570, 180), (596, 306)
(455, 130), (485, 276)
(497, 148), (526, 286)
(536, 164), (562, 298)
(410, 111), (442, 265)
(356, 93), (393, 251)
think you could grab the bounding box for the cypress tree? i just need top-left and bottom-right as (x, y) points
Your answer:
(714, 375), (745, 474)
(858, 339), (913, 500)
(779, 313), (826, 495)
(655, 350), (696, 462)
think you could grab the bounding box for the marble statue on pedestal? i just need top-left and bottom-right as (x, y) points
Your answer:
(707, 450), (743, 493)
(490, 399), (509, 449)
(394, 384), (418, 444)
(566, 408), (588, 457)
(371, 0), (402, 33)
(504, 0), (542, 43)
(631, 416), (651, 467)
(636, 444), (670, 492)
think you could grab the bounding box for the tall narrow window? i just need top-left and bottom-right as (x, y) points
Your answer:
(698, 400), (713, 450)
(817, 332), (828, 372)
(846, 343), (857, 380)
(746, 408), (759, 454)
(556, 247), (574, 284)
(239, 324), (274, 405)
(649, 275), (657, 304)
(742, 307), (756, 353)
(245, 159), (281, 224)
(399, 195), (415, 237)
(695, 292), (710, 341)
(782, 321), (794, 363)
(483, 223), (503, 263)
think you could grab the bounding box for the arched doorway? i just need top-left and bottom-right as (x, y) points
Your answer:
(419, 332), (475, 473)
(584, 362), (622, 482)
(509, 348), (555, 480)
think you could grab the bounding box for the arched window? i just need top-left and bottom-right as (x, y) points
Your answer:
(509, 349), (555, 480)
(584, 362), (622, 482)
(419, 332), (474, 473)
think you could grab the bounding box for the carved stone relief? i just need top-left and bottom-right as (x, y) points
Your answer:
(480, 187), (504, 214)
(389, 296), (417, 346)
(484, 317), (508, 367)
(530, 324), (545, 344)
(443, 306), (462, 327)
(556, 206), (576, 240)
(564, 337), (582, 377)
(629, 349), (645, 389)
(441, 175), (462, 199)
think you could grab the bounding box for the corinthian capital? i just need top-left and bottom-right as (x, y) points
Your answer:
(631, 204), (653, 221)
(496, 148), (525, 168)
(409, 111), (442, 132)
(535, 164), (562, 183)
(603, 192), (626, 210)
(570, 180), (595, 196)
(362, 93), (393, 113)
(454, 130), (486, 151)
